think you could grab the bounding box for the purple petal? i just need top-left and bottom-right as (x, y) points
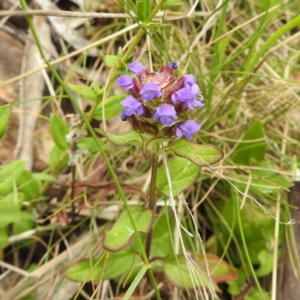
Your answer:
(140, 82), (162, 101)
(120, 96), (142, 117)
(176, 120), (201, 139)
(128, 62), (146, 75)
(153, 104), (177, 126)
(160, 115), (176, 126)
(116, 75), (133, 90)
(184, 74), (196, 88)
(171, 88), (194, 103)
(190, 83), (200, 96)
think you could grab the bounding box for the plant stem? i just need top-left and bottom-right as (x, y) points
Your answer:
(145, 153), (159, 258)
(149, 153), (159, 209)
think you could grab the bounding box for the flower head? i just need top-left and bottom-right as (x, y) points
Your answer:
(120, 96), (144, 118)
(153, 104), (177, 126)
(175, 120), (201, 139)
(140, 82), (162, 101)
(116, 75), (134, 90)
(116, 61), (204, 139)
(129, 62), (146, 75)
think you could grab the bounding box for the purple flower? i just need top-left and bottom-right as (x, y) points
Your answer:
(120, 96), (144, 118)
(171, 88), (194, 103)
(175, 120), (201, 139)
(184, 74), (196, 88)
(153, 104), (177, 126)
(169, 62), (178, 69)
(116, 75), (133, 90)
(140, 82), (162, 101)
(128, 62), (146, 75)
(172, 84), (204, 110)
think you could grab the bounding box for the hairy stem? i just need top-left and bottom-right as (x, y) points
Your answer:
(145, 153), (159, 258)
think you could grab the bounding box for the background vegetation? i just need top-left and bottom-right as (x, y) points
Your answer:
(0, 0), (299, 299)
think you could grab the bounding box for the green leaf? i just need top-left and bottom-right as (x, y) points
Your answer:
(93, 94), (126, 120)
(244, 288), (271, 300)
(151, 212), (175, 258)
(102, 206), (153, 252)
(164, 254), (219, 290)
(197, 254), (238, 283)
(136, 0), (151, 21)
(0, 105), (10, 139)
(156, 156), (200, 197)
(50, 115), (69, 151)
(101, 130), (142, 147)
(0, 228), (8, 249)
(13, 212), (34, 235)
(227, 269), (246, 296)
(233, 120), (266, 165)
(165, 140), (224, 166)
(105, 55), (119, 68)
(0, 160), (25, 196)
(68, 82), (102, 102)
(0, 202), (22, 227)
(66, 249), (135, 281)
(77, 137), (104, 153)
(255, 250), (274, 277)
(17, 170), (40, 199)
(0, 192), (25, 204)
(49, 145), (69, 170)
(32, 173), (56, 182)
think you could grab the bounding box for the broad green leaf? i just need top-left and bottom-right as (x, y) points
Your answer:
(255, 250), (274, 277)
(68, 82), (102, 102)
(93, 94), (126, 120)
(105, 55), (119, 68)
(244, 288), (271, 300)
(17, 170), (40, 199)
(0, 160), (25, 181)
(233, 120), (266, 165)
(156, 156), (200, 197)
(197, 254), (238, 283)
(77, 137), (104, 153)
(227, 269), (246, 296)
(49, 145), (69, 170)
(0, 228), (8, 249)
(164, 254), (219, 290)
(136, 0), (151, 21)
(0, 202), (22, 227)
(102, 206), (153, 251)
(0, 192), (25, 204)
(32, 173), (56, 182)
(165, 140), (224, 166)
(101, 130), (142, 146)
(151, 212), (175, 258)
(66, 249), (135, 281)
(50, 115), (69, 151)
(0, 160), (25, 196)
(0, 105), (10, 139)
(13, 212), (34, 235)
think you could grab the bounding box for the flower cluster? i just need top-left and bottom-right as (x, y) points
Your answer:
(116, 62), (204, 139)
